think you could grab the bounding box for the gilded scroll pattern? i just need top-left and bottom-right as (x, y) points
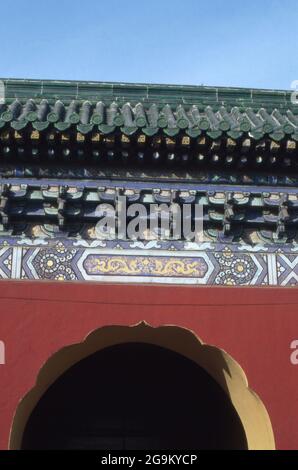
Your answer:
(83, 255), (208, 278)
(0, 237), (296, 286)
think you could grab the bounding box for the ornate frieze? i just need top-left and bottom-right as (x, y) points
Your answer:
(0, 237), (297, 286)
(1, 79), (298, 287)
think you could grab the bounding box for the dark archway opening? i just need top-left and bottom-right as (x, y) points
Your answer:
(21, 343), (248, 450)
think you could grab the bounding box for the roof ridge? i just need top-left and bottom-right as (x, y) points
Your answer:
(0, 77), (292, 92)
(0, 78), (291, 94)
(0, 78), (298, 112)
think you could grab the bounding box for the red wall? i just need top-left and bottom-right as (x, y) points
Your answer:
(0, 281), (298, 450)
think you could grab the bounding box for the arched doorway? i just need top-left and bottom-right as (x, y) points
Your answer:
(21, 342), (247, 450)
(10, 323), (275, 450)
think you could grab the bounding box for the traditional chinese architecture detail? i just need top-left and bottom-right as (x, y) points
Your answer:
(276, 253), (298, 286)
(213, 248), (267, 285)
(22, 242), (78, 281)
(0, 182), (298, 243)
(83, 254), (209, 278)
(1, 80), (298, 145)
(0, 246), (13, 278)
(0, 237), (296, 285)
(0, 79), (298, 286)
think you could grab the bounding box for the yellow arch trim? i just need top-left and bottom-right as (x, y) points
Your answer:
(9, 322), (275, 450)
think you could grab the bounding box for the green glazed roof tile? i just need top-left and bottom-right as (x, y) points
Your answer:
(0, 78), (297, 140)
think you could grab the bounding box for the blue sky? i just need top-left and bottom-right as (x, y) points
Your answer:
(1, 0), (297, 90)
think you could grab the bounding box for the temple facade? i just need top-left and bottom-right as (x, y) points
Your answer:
(0, 79), (297, 449)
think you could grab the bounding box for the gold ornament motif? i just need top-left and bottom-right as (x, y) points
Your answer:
(30, 130), (40, 140)
(14, 131), (22, 140)
(84, 255), (208, 278)
(137, 134), (146, 144)
(76, 133), (85, 142)
(181, 136), (190, 146)
(91, 133), (101, 142)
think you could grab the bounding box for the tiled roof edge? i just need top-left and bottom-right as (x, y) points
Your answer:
(0, 78), (294, 107)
